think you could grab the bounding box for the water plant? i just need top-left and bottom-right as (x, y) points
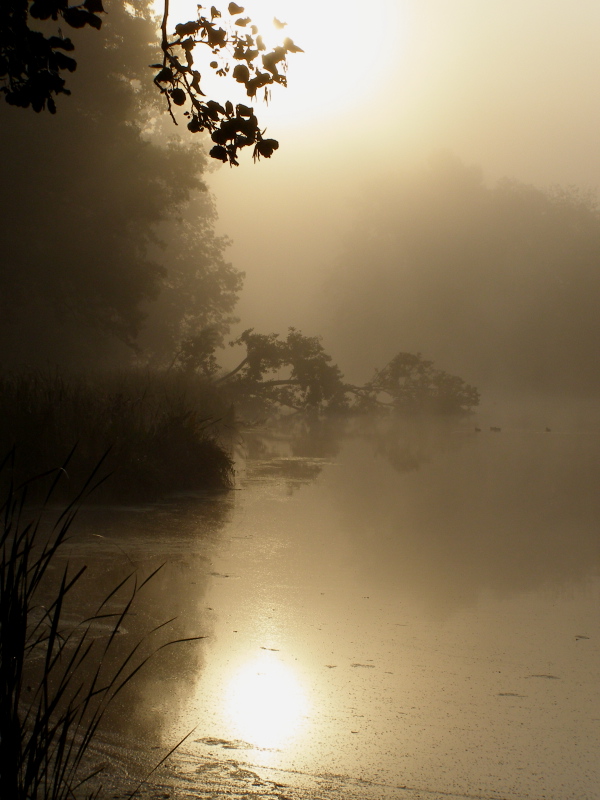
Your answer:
(0, 369), (235, 501)
(0, 451), (202, 798)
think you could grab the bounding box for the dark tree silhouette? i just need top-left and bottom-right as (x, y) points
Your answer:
(216, 328), (347, 415)
(177, 327), (480, 419)
(0, 1), (243, 367)
(352, 352), (481, 416)
(0, 0), (103, 112)
(0, 0), (302, 164)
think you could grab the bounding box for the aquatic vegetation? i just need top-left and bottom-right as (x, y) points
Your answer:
(0, 370), (234, 501)
(0, 455), (202, 798)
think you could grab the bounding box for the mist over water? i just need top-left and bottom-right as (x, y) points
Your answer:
(57, 420), (600, 800)
(4, 1), (600, 798)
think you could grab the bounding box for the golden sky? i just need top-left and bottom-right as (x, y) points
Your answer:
(187, 1), (600, 362)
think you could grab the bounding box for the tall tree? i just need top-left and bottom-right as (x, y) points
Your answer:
(0, 0), (243, 367)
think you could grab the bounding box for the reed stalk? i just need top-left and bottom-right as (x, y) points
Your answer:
(0, 451), (202, 798)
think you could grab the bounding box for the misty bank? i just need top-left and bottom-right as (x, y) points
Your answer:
(0, 370), (234, 501)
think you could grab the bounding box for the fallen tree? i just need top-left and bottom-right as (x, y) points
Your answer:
(173, 327), (481, 419)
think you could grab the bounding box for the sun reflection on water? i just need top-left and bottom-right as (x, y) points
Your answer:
(224, 653), (309, 750)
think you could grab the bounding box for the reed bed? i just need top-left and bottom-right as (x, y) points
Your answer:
(0, 370), (235, 501)
(0, 454), (201, 798)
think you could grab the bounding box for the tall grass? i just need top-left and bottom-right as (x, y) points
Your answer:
(0, 453), (201, 798)
(0, 369), (235, 501)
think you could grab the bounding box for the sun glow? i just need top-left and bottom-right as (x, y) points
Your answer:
(223, 653), (309, 749)
(156, 0), (405, 125)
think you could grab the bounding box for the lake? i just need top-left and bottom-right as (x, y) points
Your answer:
(59, 417), (600, 800)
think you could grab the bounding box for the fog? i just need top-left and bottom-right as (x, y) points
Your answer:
(3, 2), (600, 798)
(208, 0), (600, 410)
(52, 424), (600, 799)
(4, 0), (600, 408)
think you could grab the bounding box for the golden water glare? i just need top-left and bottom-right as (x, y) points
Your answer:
(223, 652), (309, 750)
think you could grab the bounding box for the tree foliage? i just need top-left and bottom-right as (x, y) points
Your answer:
(180, 328), (480, 419)
(216, 328), (347, 415)
(0, 0), (104, 113)
(0, 0), (243, 367)
(154, 1), (302, 165)
(351, 352), (481, 416)
(0, 0), (302, 164)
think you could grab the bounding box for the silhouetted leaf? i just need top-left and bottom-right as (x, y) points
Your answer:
(237, 115), (258, 137)
(205, 25), (227, 47)
(206, 99), (226, 115)
(210, 5), (221, 18)
(283, 37), (304, 53)
(155, 67), (174, 83)
(175, 20), (200, 36)
(235, 135), (254, 148)
(243, 48), (259, 63)
(235, 17), (251, 27)
(232, 63), (249, 83)
(54, 52), (77, 72)
(48, 36), (75, 51)
(190, 71), (203, 93)
(209, 145), (229, 162)
(262, 51), (281, 75)
(253, 138), (279, 160)
(211, 128), (229, 145)
(212, 118), (238, 141)
(187, 117), (202, 132)
(62, 7), (102, 29)
(228, 2), (245, 14)
(170, 87), (186, 105)
(273, 17), (287, 29)
(245, 71), (270, 97)
(29, 0), (58, 20)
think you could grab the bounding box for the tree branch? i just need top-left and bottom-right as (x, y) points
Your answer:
(161, 0), (170, 54)
(214, 357), (249, 384)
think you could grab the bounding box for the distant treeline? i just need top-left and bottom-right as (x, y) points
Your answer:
(326, 155), (600, 396)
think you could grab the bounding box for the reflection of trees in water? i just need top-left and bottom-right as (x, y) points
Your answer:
(288, 417), (345, 460)
(250, 458), (325, 494)
(366, 415), (472, 474)
(240, 417), (346, 494)
(241, 415), (469, 493)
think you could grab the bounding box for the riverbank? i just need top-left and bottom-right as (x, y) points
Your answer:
(0, 369), (235, 501)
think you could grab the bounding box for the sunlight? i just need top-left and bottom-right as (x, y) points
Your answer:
(223, 653), (309, 749)
(153, 0), (406, 125)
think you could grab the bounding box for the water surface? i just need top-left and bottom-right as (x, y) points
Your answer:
(64, 421), (600, 800)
